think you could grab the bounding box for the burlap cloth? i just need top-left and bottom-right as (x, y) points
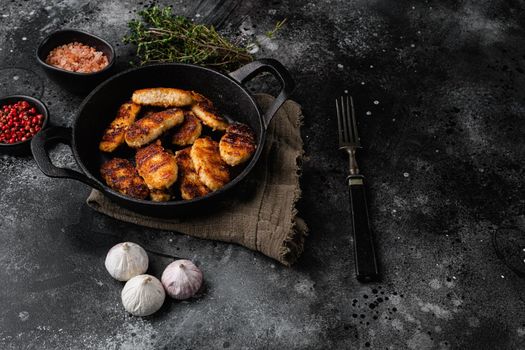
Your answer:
(86, 94), (308, 266)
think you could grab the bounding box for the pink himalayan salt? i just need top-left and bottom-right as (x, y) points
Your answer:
(45, 41), (109, 73)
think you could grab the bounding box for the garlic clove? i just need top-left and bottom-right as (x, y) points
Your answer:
(121, 274), (165, 316)
(161, 259), (203, 300)
(105, 242), (149, 281)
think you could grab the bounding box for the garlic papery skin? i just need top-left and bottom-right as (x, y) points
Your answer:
(121, 274), (165, 316)
(161, 260), (203, 300)
(105, 242), (149, 281)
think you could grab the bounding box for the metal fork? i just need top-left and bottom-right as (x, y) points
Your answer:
(336, 94), (379, 282)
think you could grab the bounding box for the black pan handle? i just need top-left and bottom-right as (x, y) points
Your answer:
(348, 175), (379, 282)
(229, 58), (295, 128)
(31, 126), (103, 190)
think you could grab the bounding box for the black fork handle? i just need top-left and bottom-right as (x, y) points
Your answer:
(348, 175), (379, 282)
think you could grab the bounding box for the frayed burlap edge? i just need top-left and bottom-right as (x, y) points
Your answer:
(279, 105), (308, 266)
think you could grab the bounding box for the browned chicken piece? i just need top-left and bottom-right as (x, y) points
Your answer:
(190, 137), (230, 191)
(132, 88), (194, 108)
(219, 123), (257, 166)
(125, 108), (185, 148)
(100, 158), (149, 199)
(136, 141), (178, 196)
(99, 102), (141, 152)
(150, 189), (172, 202)
(172, 111), (202, 146)
(190, 92), (229, 131)
(175, 147), (211, 200)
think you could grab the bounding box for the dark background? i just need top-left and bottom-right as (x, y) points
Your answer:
(0, 0), (524, 349)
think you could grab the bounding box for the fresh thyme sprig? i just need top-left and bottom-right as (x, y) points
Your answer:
(123, 6), (253, 71)
(266, 18), (287, 39)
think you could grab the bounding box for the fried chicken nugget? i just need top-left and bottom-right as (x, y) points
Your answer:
(99, 102), (141, 152)
(190, 92), (229, 131)
(175, 147), (211, 200)
(100, 158), (149, 199)
(172, 111), (202, 146)
(125, 108), (185, 148)
(135, 141), (178, 192)
(219, 123), (257, 166)
(190, 137), (230, 191)
(132, 88), (194, 108)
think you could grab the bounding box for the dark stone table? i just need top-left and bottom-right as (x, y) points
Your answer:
(1, 0), (524, 349)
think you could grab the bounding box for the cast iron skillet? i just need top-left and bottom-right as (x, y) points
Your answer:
(31, 59), (295, 217)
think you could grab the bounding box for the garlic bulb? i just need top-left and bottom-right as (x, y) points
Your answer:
(105, 242), (149, 281)
(161, 260), (203, 300)
(121, 274), (165, 316)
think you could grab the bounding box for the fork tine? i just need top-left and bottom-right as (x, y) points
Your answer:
(337, 94), (361, 147)
(344, 95), (354, 143)
(341, 96), (350, 143)
(349, 95), (359, 145)
(335, 99), (342, 145)
(344, 95), (352, 142)
(338, 97), (348, 143)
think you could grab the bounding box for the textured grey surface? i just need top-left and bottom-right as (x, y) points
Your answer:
(1, 0), (525, 349)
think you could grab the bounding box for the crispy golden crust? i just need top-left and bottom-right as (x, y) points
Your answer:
(125, 108), (185, 148)
(132, 88), (194, 108)
(175, 147), (211, 200)
(190, 137), (230, 191)
(135, 141), (178, 192)
(150, 189), (171, 202)
(190, 92), (229, 131)
(219, 123), (257, 166)
(100, 158), (149, 199)
(99, 102), (141, 152)
(172, 111), (202, 146)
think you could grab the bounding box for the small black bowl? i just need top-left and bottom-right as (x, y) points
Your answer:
(0, 95), (49, 156)
(36, 29), (115, 94)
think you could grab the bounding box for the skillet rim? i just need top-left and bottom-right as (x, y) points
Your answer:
(71, 63), (266, 206)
